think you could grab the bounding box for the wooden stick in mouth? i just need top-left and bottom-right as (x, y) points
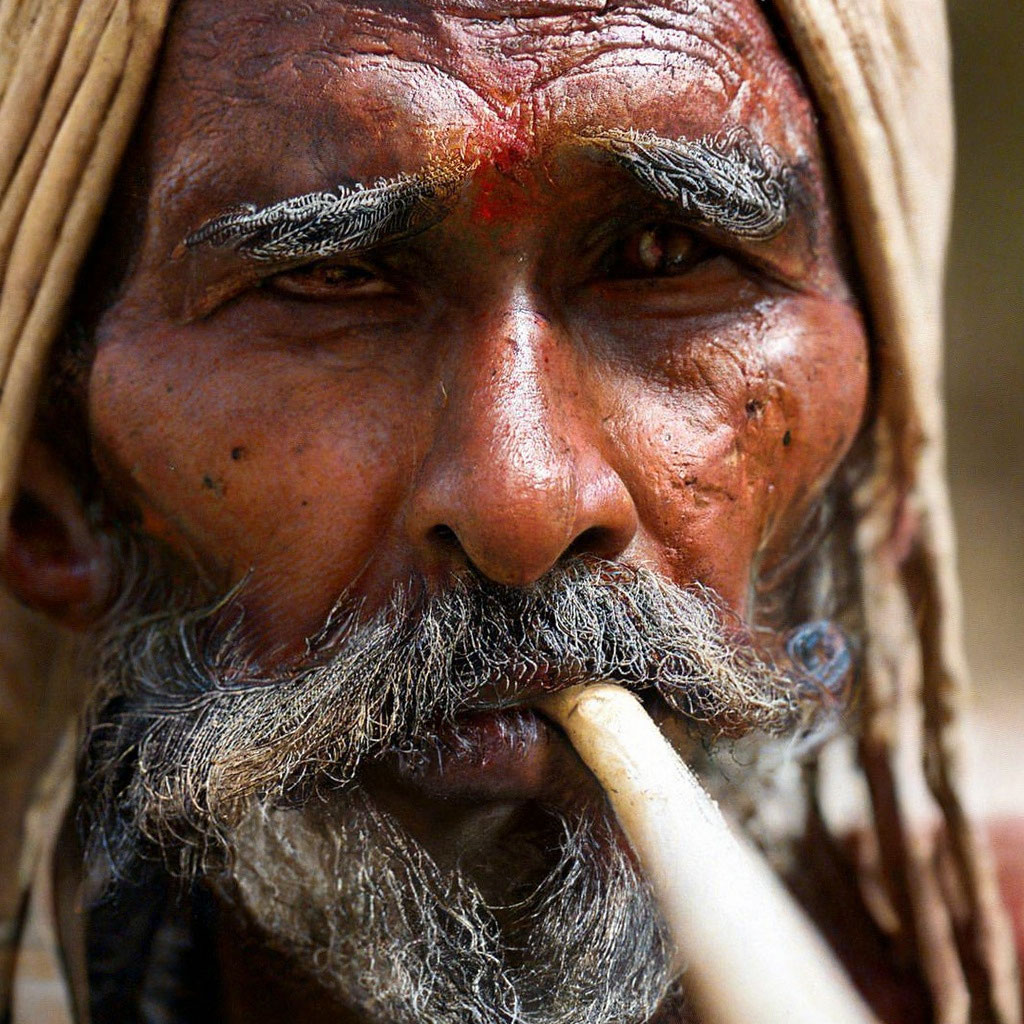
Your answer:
(537, 683), (877, 1024)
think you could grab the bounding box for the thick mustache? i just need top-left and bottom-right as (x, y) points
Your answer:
(300, 558), (852, 718)
(83, 556), (853, 871)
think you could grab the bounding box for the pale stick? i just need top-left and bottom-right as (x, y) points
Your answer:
(537, 683), (877, 1024)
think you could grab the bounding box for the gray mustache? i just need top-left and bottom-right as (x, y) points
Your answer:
(82, 556), (852, 874)
(299, 557), (850, 719)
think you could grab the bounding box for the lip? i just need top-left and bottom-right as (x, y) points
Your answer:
(370, 705), (565, 803)
(367, 686), (676, 806)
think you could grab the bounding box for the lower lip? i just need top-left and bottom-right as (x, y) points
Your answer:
(372, 707), (568, 803)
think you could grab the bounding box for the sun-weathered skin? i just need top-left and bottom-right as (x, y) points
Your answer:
(2, 0), (1017, 1022)
(87, 0), (867, 651)
(68, 4), (868, 1016)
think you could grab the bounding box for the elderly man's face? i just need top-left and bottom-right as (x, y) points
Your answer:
(74, 0), (868, 1019)
(94, 0), (866, 634)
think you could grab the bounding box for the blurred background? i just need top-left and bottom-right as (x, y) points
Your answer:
(946, 0), (1024, 815)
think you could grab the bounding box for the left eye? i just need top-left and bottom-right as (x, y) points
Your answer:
(607, 224), (711, 279)
(263, 260), (394, 299)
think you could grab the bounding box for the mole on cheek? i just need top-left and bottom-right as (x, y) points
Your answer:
(202, 473), (226, 497)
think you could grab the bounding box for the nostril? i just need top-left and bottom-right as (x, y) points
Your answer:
(566, 524), (621, 560)
(428, 524), (461, 551)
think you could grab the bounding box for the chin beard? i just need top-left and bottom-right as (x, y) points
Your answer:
(217, 790), (678, 1024)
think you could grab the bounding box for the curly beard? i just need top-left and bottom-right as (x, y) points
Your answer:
(218, 790), (677, 1024)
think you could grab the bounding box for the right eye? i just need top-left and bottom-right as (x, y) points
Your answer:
(263, 260), (396, 300)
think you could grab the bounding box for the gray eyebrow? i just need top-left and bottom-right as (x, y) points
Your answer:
(183, 130), (788, 262)
(182, 169), (458, 262)
(579, 128), (791, 241)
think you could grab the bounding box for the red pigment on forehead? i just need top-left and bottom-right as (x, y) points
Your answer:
(465, 120), (536, 224)
(470, 167), (530, 224)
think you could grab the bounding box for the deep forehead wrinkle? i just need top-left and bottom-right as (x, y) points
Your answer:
(156, 0), (814, 261)
(178, 0), (755, 110)
(444, 4), (752, 95)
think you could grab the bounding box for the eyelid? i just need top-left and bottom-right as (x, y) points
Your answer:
(263, 256), (399, 299)
(583, 217), (708, 277)
(178, 255), (385, 320)
(579, 220), (805, 308)
(267, 253), (380, 280)
(582, 183), (809, 284)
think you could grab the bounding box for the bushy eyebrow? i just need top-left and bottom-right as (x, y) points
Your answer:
(182, 168), (460, 262)
(578, 128), (791, 241)
(182, 129), (789, 263)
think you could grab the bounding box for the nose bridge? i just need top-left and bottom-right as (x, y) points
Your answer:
(471, 294), (574, 509)
(443, 291), (577, 553)
(406, 288), (635, 586)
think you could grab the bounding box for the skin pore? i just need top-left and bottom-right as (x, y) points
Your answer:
(50, 0), (871, 1020)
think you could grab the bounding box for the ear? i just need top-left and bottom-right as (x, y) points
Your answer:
(2, 438), (113, 628)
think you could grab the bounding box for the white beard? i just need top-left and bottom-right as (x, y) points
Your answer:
(217, 789), (677, 1024)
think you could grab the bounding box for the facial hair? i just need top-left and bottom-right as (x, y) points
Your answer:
(219, 791), (677, 1024)
(80, 546), (850, 1024)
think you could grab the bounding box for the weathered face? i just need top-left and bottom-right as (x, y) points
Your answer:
(79, 0), (868, 1018)
(92, 0), (866, 635)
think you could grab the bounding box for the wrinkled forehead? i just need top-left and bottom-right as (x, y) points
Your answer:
(150, 0), (816, 200)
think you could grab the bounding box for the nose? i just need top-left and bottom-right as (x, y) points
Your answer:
(405, 293), (638, 586)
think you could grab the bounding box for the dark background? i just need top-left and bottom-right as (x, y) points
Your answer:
(946, 0), (1023, 812)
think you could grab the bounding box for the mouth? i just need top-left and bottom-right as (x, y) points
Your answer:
(365, 686), (676, 806)
(371, 706), (565, 803)
(358, 691), (650, 892)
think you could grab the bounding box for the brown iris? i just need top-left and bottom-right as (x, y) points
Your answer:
(614, 224), (709, 279)
(264, 260), (391, 299)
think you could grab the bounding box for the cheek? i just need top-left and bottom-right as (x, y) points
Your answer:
(623, 409), (764, 611)
(612, 296), (868, 610)
(89, 323), (424, 645)
(751, 297), (869, 563)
